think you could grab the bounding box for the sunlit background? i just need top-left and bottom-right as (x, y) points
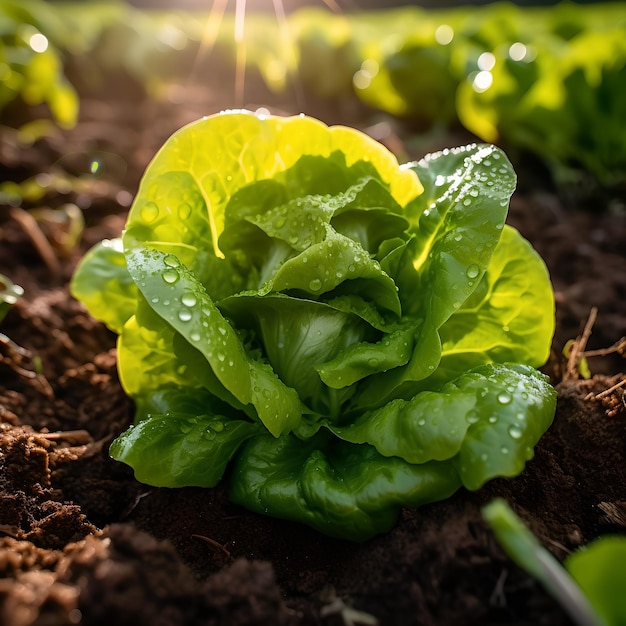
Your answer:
(1, 0), (625, 213)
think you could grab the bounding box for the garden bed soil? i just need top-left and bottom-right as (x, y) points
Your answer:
(1, 85), (625, 626)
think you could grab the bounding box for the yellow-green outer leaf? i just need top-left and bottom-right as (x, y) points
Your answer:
(123, 111), (423, 263)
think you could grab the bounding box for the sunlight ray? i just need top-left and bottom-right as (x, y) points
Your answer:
(191, 0), (229, 79)
(319, 0), (344, 12)
(192, 0), (350, 107)
(234, 0), (247, 105)
(271, 0), (305, 108)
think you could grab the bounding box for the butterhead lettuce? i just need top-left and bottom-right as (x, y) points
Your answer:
(71, 111), (556, 540)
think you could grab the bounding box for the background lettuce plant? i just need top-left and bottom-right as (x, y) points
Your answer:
(0, 0), (78, 128)
(71, 111), (556, 540)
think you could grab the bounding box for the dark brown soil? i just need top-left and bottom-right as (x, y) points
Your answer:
(1, 80), (625, 626)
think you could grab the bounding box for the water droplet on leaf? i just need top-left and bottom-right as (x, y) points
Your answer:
(162, 269), (179, 284)
(466, 264), (480, 279)
(181, 293), (197, 307)
(466, 412), (479, 424)
(178, 203), (192, 220)
(140, 202), (159, 222)
(497, 392), (512, 405)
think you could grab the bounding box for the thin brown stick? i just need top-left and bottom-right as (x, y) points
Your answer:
(591, 377), (626, 401)
(581, 337), (626, 359)
(9, 207), (60, 275)
(39, 429), (93, 445)
(192, 534), (232, 559)
(564, 307), (597, 380)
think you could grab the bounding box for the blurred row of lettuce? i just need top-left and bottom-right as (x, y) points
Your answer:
(2, 0), (625, 191)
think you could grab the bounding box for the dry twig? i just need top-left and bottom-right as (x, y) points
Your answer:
(9, 206), (61, 276)
(563, 307), (598, 381)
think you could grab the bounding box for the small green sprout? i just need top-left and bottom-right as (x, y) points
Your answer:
(483, 498), (621, 626)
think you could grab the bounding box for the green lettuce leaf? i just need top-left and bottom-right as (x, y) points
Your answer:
(110, 386), (261, 488)
(70, 238), (135, 334)
(230, 432), (461, 541)
(125, 246), (303, 437)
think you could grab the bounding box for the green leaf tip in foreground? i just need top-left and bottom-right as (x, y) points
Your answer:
(483, 499), (609, 626)
(71, 110), (557, 540)
(566, 536), (626, 626)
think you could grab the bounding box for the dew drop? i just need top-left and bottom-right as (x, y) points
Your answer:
(508, 425), (523, 440)
(178, 202), (192, 220)
(466, 264), (480, 279)
(497, 391), (512, 405)
(501, 446), (509, 455)
(488, 415), (498, 424)
(417, 418), (426, 426)
(462, 198), (471, 207)
(181, 293), (197, 307)
(203, 429), (216, 441)
(217, 352), (226, 362)
(140, 202), (159, 222)
(162, 269), (179, 284)
(466, 412), (479, 425)
(218, 326), (227, 335)
(309, 278), (322, 292)
(164, 254), (180, 268)
(150, 296), (159, 304)
(178, 309), (192, 322)
(190, 331), (201, 342)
